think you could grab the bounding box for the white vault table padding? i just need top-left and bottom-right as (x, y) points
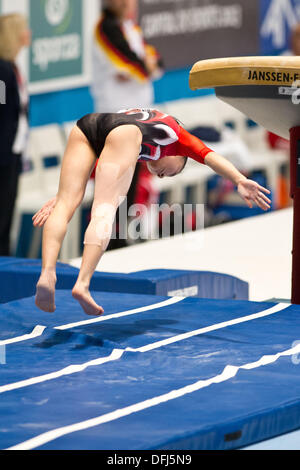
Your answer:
(70, 209), (292, 301)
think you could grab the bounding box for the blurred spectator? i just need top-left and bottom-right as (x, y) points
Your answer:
(91, 0), (163, 112)
(282, 23), (300, 56)
(291, 23), (300, 55)
(266, 131), (289, 151)
(0, 14), (31, 256)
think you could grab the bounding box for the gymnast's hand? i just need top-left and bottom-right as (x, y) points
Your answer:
(32, 197), (57, 227)
(237, 179), (271, 211)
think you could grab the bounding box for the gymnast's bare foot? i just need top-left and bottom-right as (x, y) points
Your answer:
(35, 269), (57, 313)
(72, 283), (104, 316)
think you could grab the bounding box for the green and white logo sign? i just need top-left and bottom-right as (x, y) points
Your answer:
(30, 0), (83, 90)
(45, 0), (70, 26)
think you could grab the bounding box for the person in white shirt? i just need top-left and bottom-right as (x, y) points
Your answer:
(91, 0), (163, 112)
(281, 23), (300, 56)
(90, 0), (163, 249)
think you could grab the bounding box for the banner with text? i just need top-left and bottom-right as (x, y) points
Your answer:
(139, 0), (259, 70)
(29, 0), (90, 93)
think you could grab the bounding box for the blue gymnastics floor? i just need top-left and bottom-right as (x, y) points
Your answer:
(0, 290), (300, 450)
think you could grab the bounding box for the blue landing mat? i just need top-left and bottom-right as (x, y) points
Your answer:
(0, 258), (248, 303)
(0, 291), (299, 450)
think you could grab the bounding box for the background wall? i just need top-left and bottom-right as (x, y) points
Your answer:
(1, 0), (300, 127)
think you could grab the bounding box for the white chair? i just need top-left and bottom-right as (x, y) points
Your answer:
(62, 121), (76, 142)
(12, 125), (63, 257)
(165, 96), (220, 129)
(24, 124), (65, 195)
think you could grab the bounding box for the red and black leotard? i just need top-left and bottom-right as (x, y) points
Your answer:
(76, 108), (212, 164)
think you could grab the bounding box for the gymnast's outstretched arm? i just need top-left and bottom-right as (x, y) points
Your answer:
(177, 126), (271, 211)
(204, 151), (271, 211)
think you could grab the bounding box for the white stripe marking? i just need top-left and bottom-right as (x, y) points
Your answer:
(0, 349), (124, 394)
(0, 303), (289, 395)
(54, 296), (184, 330)
(0, 297), (184, 345)
(0, 326), (47, 346)
(7, 341), (300, 450)
(128, 303), (289, 353)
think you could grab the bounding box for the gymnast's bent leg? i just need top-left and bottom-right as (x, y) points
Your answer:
(72, 125), (142, 316)
(35, 126), (97, 312)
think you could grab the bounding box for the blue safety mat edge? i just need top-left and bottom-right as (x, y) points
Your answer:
(0, 258), (248, 303)
(0, 292), (299, 450)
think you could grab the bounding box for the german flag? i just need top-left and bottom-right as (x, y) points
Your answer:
(95, 9), (150, 83)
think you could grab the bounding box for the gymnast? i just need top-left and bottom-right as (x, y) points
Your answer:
(33, 108), (271, 316)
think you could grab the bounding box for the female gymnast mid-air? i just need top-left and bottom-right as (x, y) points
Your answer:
(33, 108), (271, 316)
